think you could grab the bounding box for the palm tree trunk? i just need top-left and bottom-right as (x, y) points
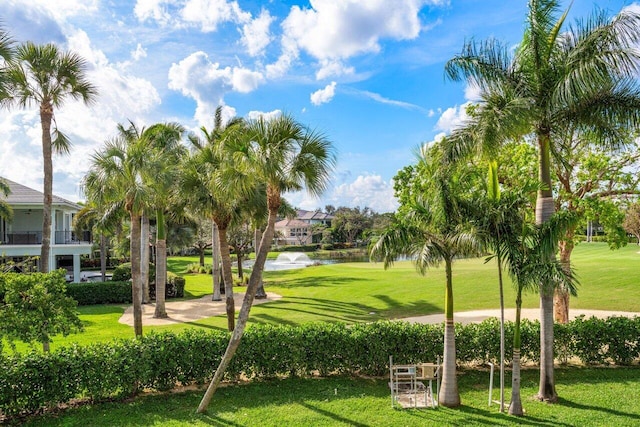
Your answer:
(100, 233), (107, 281)
(154, 209), (168, 318)
(497, 253), (505, 413)
(212, 220), (221, 301)
(39, 103), (53, 273)
(130, 212), (143, 338)
(439, 258), (460, 407)
(254, 227), (267, 299)
(197, 203), (277, 413)
(536, 132), (558, 402)
(509, 287), (524, 416)
(140, 214), (150, 303)
(554, 233), (574, 324)
(218, 226), (235, 331)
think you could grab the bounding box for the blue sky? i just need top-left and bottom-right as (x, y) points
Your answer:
(0, 0), (636, 212)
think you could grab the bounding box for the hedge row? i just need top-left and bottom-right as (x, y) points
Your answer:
(1, 316), (639, 417)
(65, 275), (186, 306)
(65, 281), (132, 305)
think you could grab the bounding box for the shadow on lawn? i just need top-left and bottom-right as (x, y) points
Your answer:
(269, 275), (365, 289)
(557, 397), (640, 422)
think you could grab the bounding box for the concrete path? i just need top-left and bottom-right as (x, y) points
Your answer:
(402, 308), (640, 325)
(118, 292), (282, 326)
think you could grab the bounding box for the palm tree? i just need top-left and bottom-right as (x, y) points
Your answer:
(185, 107), (247, 331)
(84, 126), (150, 338)
(444, 0), (640, 401)
(0, 26), (15, 103)
(504, 212), (578, 416)
(370, 145), (480, 408)
(73, 201), (121, 282)
(0, 178), (13, 222)
(4, 42), (97, 272)
(142, 122), (186, 318)
(197, 113), (336, 413)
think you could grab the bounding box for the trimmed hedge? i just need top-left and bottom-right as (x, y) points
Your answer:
(65, 281), (132, 305)
(65, 275), (185, 306)
(1, 316), (639, 417)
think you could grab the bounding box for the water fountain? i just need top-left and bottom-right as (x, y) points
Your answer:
(274, 252), (313, 264)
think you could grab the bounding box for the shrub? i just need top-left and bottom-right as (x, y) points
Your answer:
(149, 272), (185, 299)
(66, 281), (132, 305)
(112, 262), (155, 282)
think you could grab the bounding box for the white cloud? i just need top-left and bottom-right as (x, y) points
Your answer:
(231, 67), (264, 93)
(268, 0), (446, 79)
(131, 43), (148, 61)
(12, 0), (99, 21)
(310, 82), (337, 106)
(316, 59), (355, 80)
(435, 102), (471, 133)
(134, 0), (174, 25)
(464, 82), (482, 102)
(241, 9), (274, 56)
(181, 0), (250, 32)
(134, 0), (250, 30)
(246, 109), (282, 121)
(331, 174), (398, 213)
(168, 51), (263, 124)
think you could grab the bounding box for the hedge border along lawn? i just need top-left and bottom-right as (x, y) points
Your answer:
(2, 317), (639, 419)
(18, 368), (640, 427)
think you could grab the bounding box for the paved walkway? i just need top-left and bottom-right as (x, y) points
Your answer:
(118, 292), (282, 326)
(119, 293), (638, 326)
(402, 308), (640, 325)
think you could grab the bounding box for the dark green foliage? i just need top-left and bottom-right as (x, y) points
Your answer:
(65, 281), (132, 305)
(66, 275), (185, 306)
(1, 317), (638, 418)
(149, 272), (185, 299)
(278, 245), (319, 252)
(112, 262), (155, 282)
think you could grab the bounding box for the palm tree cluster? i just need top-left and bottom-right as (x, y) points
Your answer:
(444, 0), (640, 405)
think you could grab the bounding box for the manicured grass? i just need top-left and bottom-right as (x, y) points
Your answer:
(7, 242), (638, 352)
(21, 367), (640, 426)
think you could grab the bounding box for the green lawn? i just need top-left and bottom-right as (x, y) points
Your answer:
(9, 242), (640, 352)
(22, 367), (640, 426)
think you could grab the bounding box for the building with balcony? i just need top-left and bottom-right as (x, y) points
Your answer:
(0, 177), (91, 282)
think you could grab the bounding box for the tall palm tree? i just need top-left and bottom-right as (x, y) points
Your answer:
(142, 122), (186, 318)
(84, 127), (149, 338)
(444, 0), (640, 401)
(197, 113), (335, 413)
(185, 108), (247, 331)
(5, 42), (97, 272)
(504, 212), (578, 416)
(371, 145), (480, 408)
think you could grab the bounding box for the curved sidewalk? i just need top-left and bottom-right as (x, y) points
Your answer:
(402, 308), (640, 325)
(118, 292), (282, 326)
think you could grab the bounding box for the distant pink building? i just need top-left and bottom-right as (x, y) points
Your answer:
(274, 209), (334, 245)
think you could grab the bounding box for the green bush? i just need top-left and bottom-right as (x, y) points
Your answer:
(112, 262), (155, 282)
(149, 272), (185, 299)
(66, 281), (132, 305)
(2, 317), (639, 418)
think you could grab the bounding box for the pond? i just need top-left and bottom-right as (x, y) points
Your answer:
(242, 252), (367, 271)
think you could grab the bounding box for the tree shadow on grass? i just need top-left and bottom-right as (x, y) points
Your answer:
(557, 397), (640, 422)
(270, 275), (365, 289)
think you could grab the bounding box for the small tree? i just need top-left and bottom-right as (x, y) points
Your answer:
(623, 203), (640, 244)
(0, 270), (83, 352)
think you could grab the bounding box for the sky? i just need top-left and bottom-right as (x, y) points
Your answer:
(0, 0), (637, 213)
